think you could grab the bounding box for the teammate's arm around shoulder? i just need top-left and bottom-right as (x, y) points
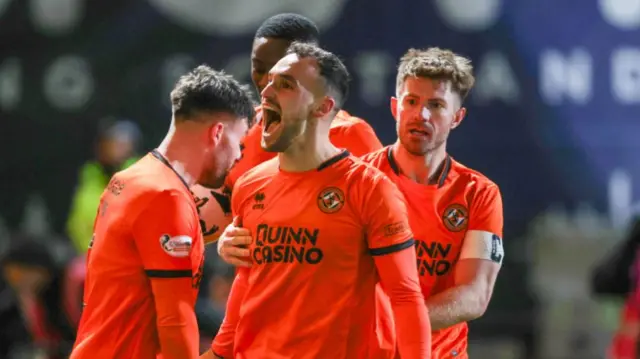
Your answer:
(131, 190), (201, 359)
(206, 267), (249, 359)
(204, 179), (252, 359)
(343, 120), (383, 156)
(426, 183), (504, 330)
(362, 174), (431, 359)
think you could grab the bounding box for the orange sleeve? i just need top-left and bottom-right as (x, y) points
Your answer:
(131, 190), (200, 359)
(132, 190), (198, 273)
(211, 267), (249, 358)
(342, 121), (383, 156)
(363, 175), (431, 359)
(374, 248), (431, 359)
(467, 184), (503, 238)
(210, 176), (250, 357)
(150, 278), (199, 359)
(363, 175), (413, 253)
(330, 120), (382, 157)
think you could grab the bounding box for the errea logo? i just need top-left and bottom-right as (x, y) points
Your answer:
(253, 192), (265, 210)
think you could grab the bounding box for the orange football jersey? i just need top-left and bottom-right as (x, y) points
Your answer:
(362, 146), (504, 359)
(212, 151), (429, 359)
(71, 151), (205, 358)
(225, 107), (382, 189)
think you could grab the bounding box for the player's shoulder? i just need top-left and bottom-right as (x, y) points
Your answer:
(340, 152), (394, 189)
(337, 154), (401, 212)
(359, 146), (390, 166)
(113, 153), (193, 203)
(234, 157), (278, 191)
(331, 109), (371, 129)
(450, 158), (499, 193)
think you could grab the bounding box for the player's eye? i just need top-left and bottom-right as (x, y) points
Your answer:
(276, 78), (293, 90)
(252, 64), (267, 75)
(428, 101), (445, 109)
(404, 98), (418, 106)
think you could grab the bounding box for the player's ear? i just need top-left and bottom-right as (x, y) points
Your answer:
(390, 97), (398, 121)
(451, 107), (466, 130)
(312, 96), (335, 118)
(208, 121), (225, 146)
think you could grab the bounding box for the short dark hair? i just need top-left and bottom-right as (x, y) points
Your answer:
(286, 42), (350, 111)
(170, 65), (256, 124)
(255, 13), (320, 44)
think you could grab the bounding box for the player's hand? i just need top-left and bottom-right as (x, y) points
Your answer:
(217, 217), (252, 267)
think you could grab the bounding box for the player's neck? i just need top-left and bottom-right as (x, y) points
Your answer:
(156, 123), (203, 187)
(279, 124), (340, 172)
(392, 141), (447, 185)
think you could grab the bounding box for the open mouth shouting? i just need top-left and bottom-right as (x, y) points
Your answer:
(262, 102), (283, 140)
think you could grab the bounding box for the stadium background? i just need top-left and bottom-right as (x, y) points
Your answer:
(0, 0), (639, 358)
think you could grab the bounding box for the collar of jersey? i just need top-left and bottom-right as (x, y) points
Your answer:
(277, 150), (350, 175)
(386, 146), (451, 188)
(150, 149), (191, 192)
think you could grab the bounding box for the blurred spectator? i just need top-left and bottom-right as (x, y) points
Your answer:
(66, 118), (141, 253)
(0, 233), (85, 359)
(591, 217), (640, 298)
(608, 299), (640, 359)
(0, 277), (33, 358)
(592, 216), (640, 359)
(607, 246), (640, 359)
